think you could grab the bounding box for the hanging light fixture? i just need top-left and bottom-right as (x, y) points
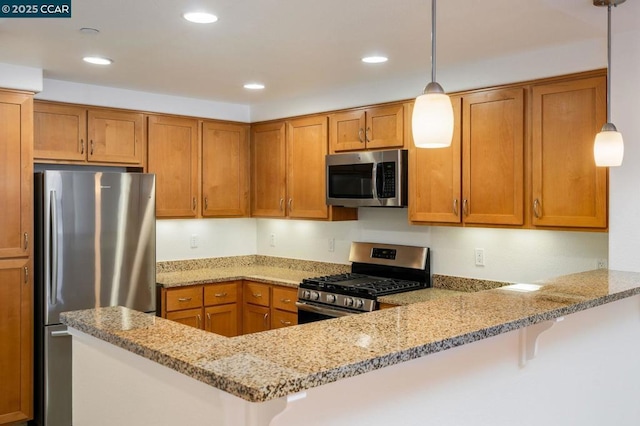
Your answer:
(593, 0), (625, 167)
(412, 0), (454, 148)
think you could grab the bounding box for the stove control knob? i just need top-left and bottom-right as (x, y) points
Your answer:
(344, 297), (354, 307)
(302, 290), (311, 299)
(326, 294), (337, 303)
(310, 291), (320, 301)
(354, 299), (364, 309)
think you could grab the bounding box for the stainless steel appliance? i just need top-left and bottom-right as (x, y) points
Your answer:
(326, 149), (408, 207)
(33, 170), (156, 426)
(296, 242), (430, 323)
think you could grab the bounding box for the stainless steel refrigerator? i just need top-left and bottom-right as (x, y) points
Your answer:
(33, 170), (156, 426)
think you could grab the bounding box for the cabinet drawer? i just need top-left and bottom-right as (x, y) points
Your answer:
(204, 282), (239, 306)
(244, 281), (270, 307)
(272, 286), (298, 313)
(271, 309), (297, 329)
(165, 286), (203, 311)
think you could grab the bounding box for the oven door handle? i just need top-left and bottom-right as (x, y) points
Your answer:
(295, 301), (357, 317)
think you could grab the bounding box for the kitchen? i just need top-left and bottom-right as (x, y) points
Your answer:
(1, 0), (640, 425)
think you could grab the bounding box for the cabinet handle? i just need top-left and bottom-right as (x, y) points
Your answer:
(463, 199), (469, 217)
(288, 198), (293, 212)
(533, 198), (542, 218)
(204, 197), (209, 210)
(263, 312), (269, 326)
(252, 293), (262, 298)
(90, 139), (94, 156)
(206, 312), (211, 327)
(178, 297), (192, 302)
(24, 232), (28, 250)
(192, 197), (196, 210)
(365, 127), (371, 142)
(280, 319), (292, 326)
(358, 128), (365, 143)
(453, 199), (458, 216)
(24, 266), (29, 284)
(197, 314), (201, 328)
(214, 292), (227, 298)
(279, 198), (284, 211)
(280, 298), (291, 304)
(80, 139), (84, 155)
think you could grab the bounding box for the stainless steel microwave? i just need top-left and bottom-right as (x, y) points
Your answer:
(326, 149), (408, 207)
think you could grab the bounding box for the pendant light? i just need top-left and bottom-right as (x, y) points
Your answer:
(593, 0), (625, 167)
(412, 0), (454, 148)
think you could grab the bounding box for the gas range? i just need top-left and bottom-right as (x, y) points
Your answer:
(296, 242), (431, 319)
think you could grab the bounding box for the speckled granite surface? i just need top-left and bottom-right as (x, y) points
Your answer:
(432, 274), (510, 292)
(61, 269), (640, 403)
(378, 287), (463, 305)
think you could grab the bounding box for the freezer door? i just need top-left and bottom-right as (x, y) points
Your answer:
(43, 324), (72, 426)
(40, 171), (156, 325)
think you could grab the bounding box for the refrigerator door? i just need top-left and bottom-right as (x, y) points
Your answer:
(43, 324), (72, 426)
(40, 171), (156, 325)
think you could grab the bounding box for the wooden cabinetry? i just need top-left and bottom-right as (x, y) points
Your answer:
(0, 90), (33, 424)
(147, 115), (199, 218)
(242, 282), (298, 334)
(329, 104), (404, 153)
(201, 121), (249, 217)
(531, 75), (607, 229)
(410, 87), (525, 227)
(271, 286), (298, 329)
(250, 119), (357, 221)
(33, 101), (144, 166)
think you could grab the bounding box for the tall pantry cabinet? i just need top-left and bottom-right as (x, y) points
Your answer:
(0, 90), (34, 424)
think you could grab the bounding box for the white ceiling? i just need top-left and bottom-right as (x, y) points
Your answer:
(0, 0), (633, 106)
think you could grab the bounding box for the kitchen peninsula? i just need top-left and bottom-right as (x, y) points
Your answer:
(62, 269), (640, 426)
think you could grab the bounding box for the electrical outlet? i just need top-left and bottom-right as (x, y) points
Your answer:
(269, 233), (276, 247)
(597, 258), (608, 269)
(475, 248), (485, 266)
(328, 238), (335, 252)
(190, 234), (199, 249)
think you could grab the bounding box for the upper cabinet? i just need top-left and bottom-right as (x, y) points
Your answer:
(147, 115), (199, 218)
(201, 121), (250, 217)
(329, 104), (404, 153)
(34, 101), (144, 167)
(250, 122), (287, 218)
(410, 87), (525, 227)
(531, 74), (607, 229)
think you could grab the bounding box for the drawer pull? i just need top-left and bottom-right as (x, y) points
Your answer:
(214, 292), (228, 298)
(206, 312), (211, 326)
(280, 320), (292, 326)
(178, 297), (192, 302)
(280, 298), (291, 304)
(197, 314), (201, 328)
(252, 293), (262, 298)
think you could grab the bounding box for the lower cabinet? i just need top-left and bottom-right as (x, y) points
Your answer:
(161, 280), (297, 336)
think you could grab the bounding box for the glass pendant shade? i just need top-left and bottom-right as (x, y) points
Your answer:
(412, 91), (454, 148)
(594, 124), (624, 167)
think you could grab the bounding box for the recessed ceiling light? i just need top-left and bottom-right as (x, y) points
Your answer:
(83, 56), (113, 65)
(243, 83), (265, 90)
(362, 56), (388, 64)
(183, 12), (218, 24)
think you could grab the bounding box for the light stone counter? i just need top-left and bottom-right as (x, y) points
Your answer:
(61, 269), (640, 405)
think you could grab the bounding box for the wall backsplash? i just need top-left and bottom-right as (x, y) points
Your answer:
(156, 209), (608, 284)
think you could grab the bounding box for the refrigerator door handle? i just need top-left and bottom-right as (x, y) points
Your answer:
(50, 189), (59, 306)
(51, 330), (71, 337)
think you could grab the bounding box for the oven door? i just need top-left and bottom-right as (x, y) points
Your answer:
(296, 301), (358, 324)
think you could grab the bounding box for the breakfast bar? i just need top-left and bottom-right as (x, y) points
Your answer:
(61, 269), (640, 425)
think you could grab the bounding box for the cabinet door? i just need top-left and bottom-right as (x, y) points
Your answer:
(531, 76), (607, 229)
(204, 281), (239, 306)
(33, 102), (86, 162)
(87, 109), (144, 166)
(286, 116), (329, 219)
(462, 88), (524, 225)
(148, 115), (199, 218)
(165, 286), (203, 312)
(166, 308), (203, 330)
(243, 281), (270, 307)
(242, 304), (270, 334)
(329, 110), (366, 153)
(271, 286), (297, 313)
(250, 122), (286, 217)
(0, 91), (32, 258)
(0, 258), (33, 424)
(271, 309), (297, 329)
(202, 122), (249, 217)
(409, 96), (462, 223)
(205, 305), (239, 337)
(365, 104), (404, 150)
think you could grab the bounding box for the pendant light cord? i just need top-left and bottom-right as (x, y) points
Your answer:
(431, 0), (437, 83)
(606, 4), (612, 123)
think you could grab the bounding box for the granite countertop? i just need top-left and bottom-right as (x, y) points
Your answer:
(157, 266), (320, 288)
(378, 287), (464, 305)
(61, 269), (640, 404)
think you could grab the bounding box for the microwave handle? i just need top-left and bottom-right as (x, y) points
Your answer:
(372, 162), (379, 200)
